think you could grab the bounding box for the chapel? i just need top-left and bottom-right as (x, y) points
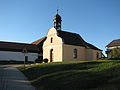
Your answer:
(42, 11), (102, 62)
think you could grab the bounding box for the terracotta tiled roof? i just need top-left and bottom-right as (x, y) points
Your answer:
(32, 37), (47, 52)
(0, 41), (39, 53)
(57, 30), (101, 51)
(32, 37), (46, 45)
(106, 39), (120, 47)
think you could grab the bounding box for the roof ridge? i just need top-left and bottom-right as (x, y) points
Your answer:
(32, 36), (46, 45)
(85, 42), (102, 51)
(57, 30), (79, 35)
(114, 39), (120, 40)
(0, 41), (33, 45)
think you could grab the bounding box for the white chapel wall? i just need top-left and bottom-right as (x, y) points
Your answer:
(63, 44), (86, 61)
(43, 27), (63, 62)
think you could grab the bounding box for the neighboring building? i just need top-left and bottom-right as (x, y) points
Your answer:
(43, 12), (102, 62)
(106, 39), (120, 58)
(0, 41), (39, 61)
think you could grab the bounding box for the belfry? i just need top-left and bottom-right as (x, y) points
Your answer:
(53, 9), (62, 30)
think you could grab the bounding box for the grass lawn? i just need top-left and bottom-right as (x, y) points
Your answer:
(18, 60), (120, 90)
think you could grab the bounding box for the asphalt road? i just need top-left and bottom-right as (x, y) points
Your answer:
(0, 65), (35, 90)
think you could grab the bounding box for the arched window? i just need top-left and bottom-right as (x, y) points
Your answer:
(73, 49), (77, 58)
(50, 37), (53, 43)
(96, 52), (99, 59)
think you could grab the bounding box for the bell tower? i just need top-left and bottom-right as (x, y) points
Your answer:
(53, 9), (62, 30)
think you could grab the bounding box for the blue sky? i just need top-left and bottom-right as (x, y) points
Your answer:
(0, 0), (120, 55)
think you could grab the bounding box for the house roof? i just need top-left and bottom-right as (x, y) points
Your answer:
(32, 37), (47, 52)
(32, 37), (46, 45)
(85, 42), (102, 51)
(57, 30), (102, 51)
(0, 41), (39, 53)
(57, 30), (86, 47)
(31, 30), (101, 51)
(106, 39), (120, 47)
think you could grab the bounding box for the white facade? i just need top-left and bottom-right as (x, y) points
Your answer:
(0, 51), (38, 61)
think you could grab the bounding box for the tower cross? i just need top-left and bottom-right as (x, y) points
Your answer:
(57, 9), (59, 14)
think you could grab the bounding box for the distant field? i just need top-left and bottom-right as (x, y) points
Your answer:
(18, 60), (120, 90)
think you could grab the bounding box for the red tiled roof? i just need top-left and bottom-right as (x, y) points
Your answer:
(32, 37), (47, 52)
(32, 37), (46, 45)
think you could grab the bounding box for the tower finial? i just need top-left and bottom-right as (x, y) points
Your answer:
(57, 9), (59, 14)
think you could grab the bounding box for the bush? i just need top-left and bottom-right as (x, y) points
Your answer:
(43, 58), (48, 63)
(109, 48), (120, 60)
(34, 58), (43, 63)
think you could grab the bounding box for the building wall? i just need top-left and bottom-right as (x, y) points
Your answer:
(43, 27), (63, 62)
(92, 50), (102, 60)
(107, 46), (120, 49)
(86, 48), (102, 60)
(63, 44), (86, 61)
(0, 51), (38, 61)
(86, 49), (93, 60)
(43, 45), (62, 62)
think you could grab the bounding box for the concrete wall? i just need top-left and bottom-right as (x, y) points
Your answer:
(63, 44), (86, 61)
(0, 51), (38, 61)
(43, 27), (63, 62)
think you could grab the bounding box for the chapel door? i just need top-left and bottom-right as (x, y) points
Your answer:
(50, 49), (53, 62)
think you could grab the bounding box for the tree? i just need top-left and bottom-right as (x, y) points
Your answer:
(109, 48), (120, 59)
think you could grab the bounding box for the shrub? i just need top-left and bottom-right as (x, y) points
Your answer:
(109, 48), (120, 60)
(43, 58), (48, 63)
(34, 58), (43, 63)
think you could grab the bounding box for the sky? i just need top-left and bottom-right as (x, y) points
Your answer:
(0, 0), (120, 55)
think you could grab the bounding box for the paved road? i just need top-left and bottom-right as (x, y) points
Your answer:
(0, 65), (36, 90)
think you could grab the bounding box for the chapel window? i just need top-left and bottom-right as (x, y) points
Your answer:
(73, 49), (77, 58)
(51, 37), (53, 43)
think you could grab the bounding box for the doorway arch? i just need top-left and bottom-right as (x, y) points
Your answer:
(50, 49), (53, 62)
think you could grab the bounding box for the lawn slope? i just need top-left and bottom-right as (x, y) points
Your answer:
(18, 60), (120, 90)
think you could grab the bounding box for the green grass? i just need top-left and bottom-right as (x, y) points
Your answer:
(18, 60), (120, 90)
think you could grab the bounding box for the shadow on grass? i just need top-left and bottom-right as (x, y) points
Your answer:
(33, 70), (111, 90)
(23, 62), (103, 80)
(19, 60), (120, 90)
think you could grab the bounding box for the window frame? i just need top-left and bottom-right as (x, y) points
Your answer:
(73, 48), (77, 59)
